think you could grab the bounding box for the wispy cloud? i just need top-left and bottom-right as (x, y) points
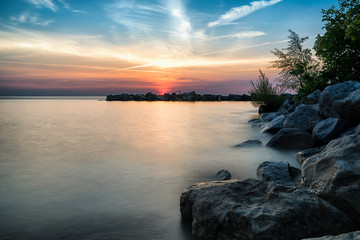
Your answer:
(10, 12), (53, 26)
(57, 0), (88, 14)
(27, 0), (57, 12)
(208, 0), (282, 27)
(195, 30), (266, 40)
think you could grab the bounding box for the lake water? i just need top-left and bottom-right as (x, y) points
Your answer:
(0, 98), (299, 240)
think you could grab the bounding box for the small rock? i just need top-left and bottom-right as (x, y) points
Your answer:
(267, 128), (314, 150)
(257, 161), (301, 185)
(296, 146), (325, 165)
(260, 112), (278, 122)
(235, 139), (262, 147)
(262, 115), (286, 134)
(307, 89), (322, 104)
(212, 170), (232, 181)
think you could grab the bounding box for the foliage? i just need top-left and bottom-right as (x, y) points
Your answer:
(249, 70), (285, 112)
(314, 0), (360, 83)
(271, 30), (321, 96)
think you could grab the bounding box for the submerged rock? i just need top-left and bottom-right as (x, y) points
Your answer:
(257, 161), (301, 185)
(235, 139), (262, 147)
(302, 230), (360, 240)
(267, 128), (314, 150)
(301, 134), (360, 226)
(212, 170), (232, 181)
(312, 118), (351, 146)
(180, 179), (354, 240)
(284, 104), (323, 132)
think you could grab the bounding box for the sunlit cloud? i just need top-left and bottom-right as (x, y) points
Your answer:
(27, 0), (58, 12)
(208, 0), (282, 27)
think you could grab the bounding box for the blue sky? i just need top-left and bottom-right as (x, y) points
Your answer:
(0, 0), (339, 95)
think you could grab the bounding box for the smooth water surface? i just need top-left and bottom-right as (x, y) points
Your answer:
(0, 99), (299, 240)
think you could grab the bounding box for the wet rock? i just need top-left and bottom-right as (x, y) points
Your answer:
(212, 170), (232, 181)
(277, 97), (298, 115)
(257, 161), (301, 185)
(312, 118), (351, 146)
(319, 81), (360, 118)
(333, 89), (360, 123)
(301, 134), (360, 226)
(262, 115), (286, 134)
(260, 112), (278, 122)
(235, 139), (262, 147)
(248, 118), (260, 124)
(284, 104), (323, 132)
(302, 230), (360, 240)
(267, 128), (314, 150)
(180, 179), (354, 240)
(296, 146), (325, 165)
(307, 89), (322, 104)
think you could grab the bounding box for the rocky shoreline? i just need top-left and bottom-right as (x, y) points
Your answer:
(106, 91), (251, 102)
(180, 80), (360, 239)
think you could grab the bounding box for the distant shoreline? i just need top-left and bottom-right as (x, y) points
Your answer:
(106, 91), (251, 102)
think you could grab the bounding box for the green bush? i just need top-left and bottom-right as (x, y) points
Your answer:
(249, 70), (285, 113)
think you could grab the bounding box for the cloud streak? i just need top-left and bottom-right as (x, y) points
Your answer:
(208, 0), (282, 27)
(10, 12), (53, 26)
(27, 0), (57, 12)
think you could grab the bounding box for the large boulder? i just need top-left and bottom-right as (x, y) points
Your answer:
(319, 81), (360, 118)
(312, 118), (351, 146)
(301, 134), (360, 226)
(296, 146), (325, 165)
(284, 104), (323, 132)
(277, 98), (296, 115)
(257, 161), (301, 185)
(302, 230), (360, 240)
(180, 179), (354, 240)
(262, 115), (286, 134)
(267, 128), (314, 150)
(333, 89), (360, 123)
(260, 112), (278, 122)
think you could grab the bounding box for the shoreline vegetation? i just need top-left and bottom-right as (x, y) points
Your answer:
(106, 92), (251, 102)
(179, 1), (359, 239)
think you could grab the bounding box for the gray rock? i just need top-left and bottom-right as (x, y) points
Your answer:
(235, 139), (262, 147)
(212, 170), (232, 181)
(333, 89), (360, 122)
(257, 161), (301, 185)
(267, 128), (314, 150)
(260, 112), (278, 122)
(302, 230), (360, 240)
(307, 89), (322, 104)
(296, 146), (325, 165)
(180, 179), (355, 240)
(248, 118), (260, 124)
(319, 81), (360, 118)
(301, 134), (360, 226)
(284, 104), (323, 132)
(262, 115), (286, 134)
(312, 118), (351, 146)
(277, 98), (296, 115)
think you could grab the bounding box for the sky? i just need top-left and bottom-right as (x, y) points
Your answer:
(0, 0), (339, 96)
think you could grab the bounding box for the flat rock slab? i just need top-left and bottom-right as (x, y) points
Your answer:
(180, 179), (354, 240)
(235, 139), (262, 147)
(257, 161), (301, 185)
